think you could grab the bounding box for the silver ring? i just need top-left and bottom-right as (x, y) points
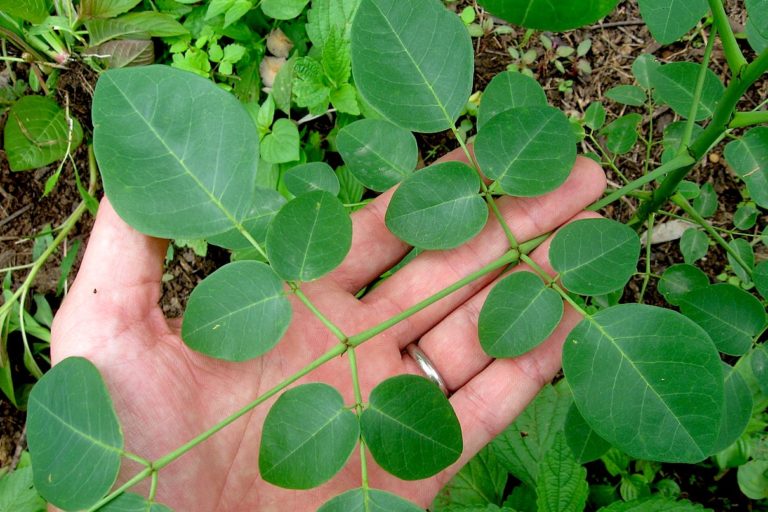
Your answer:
(405, 343), (449, 396)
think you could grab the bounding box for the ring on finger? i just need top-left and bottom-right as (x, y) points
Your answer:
(405, 343), (449, 397)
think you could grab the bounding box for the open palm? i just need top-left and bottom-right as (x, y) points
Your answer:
(51, 152), (604, 511)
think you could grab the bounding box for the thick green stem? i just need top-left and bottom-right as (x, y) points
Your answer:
(707, 0), (747, 73)
(730, 111), (768, 129)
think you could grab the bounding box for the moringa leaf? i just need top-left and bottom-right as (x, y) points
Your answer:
(724, 127), (768, 209)
(478, 0), (619, 31)
(207, 188), (286, 251)
(283, 162), (340, 197)
(318, 488), (424, 511)
(478, 72), (547, 130)
(636, 0), (709, 44)
(564, 403), (611, 464)
(657, 263), (709, 306)
(650, 63), (724, 121)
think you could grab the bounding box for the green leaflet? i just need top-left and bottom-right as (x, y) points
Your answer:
(432, 446), (507, 510)
(259, 383), (359, 489)
(98, 493), (173, 512)
(318, 488), (424, 511)
(724, 127), (768, 209)
(711, 363), (753, 454)
(266, 190), (352, 281)
(650, 63), (724, 121)
(600, 114), (642, 155)
(563, 403), (611, 464)
(636, 0), (709, 44)
(476, 106), (576, 197)
(27, 357), (123, 510)
(361, 375), (462, 480)
(283, 162), (340, 197)
(657, 264), (709, 306)
(564, 304), (724, 463)
(604, 85), (646, 107)
(535, 434), (589, 512)
(385, 162), (487, 250)
(206, 188), (286, 251)
(93, 65), (258, 239)
(261, 119), (300, 164)
(727, 238), (755, 285)
(584, 102), (606, 131)
(477, 72), (548, 130)
(4, 96), (84, 172)
(336, 119), (418, 192)
(261, 0), (309, 20)
(478, 0), (619, 31)
(755, 260), (768, 300)
(679, 229), (709, 264)
(181, 261), (292, 361)
(350, 0), (473, 133)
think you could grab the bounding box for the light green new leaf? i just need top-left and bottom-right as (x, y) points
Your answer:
(478, 271), (563, 358)
(93, 65), (258, 239)
(318, 488), (424, 511)
(361, 375), (462, 480)
(79, 0), (141, 18)
(724, 127), (768, 208)
(337, 119), (418, 192)
(550, 218), (640, 296)
(637, 0), (708, 44)
(650, 63), (724, 121)
(4, 96), (83, 172)
(330, 84), (360, 115)
(711, 364), (753, 454)
(266, 191), (352, 281)
(322, 30), (351, 86)
(491, 384), (572, 487)
(0, 467), (46, 512)
(657, 263), (709, 306)
(477, 0), (619, 31)
(27, 357), (123, 510)
(259, 383), (359, 489)
(737, 460), (768, 500)
(564, 304), (724, 462)
(98, 493), (173, 512)
(385, 162), (487, 250)
(605, 85), (646, 106)
(351, 0), (473, 133)
(728, 238), (755, 285)
(261, 0), (309, 19)
(536, 434), (589, 512)
(182, 261), (291, 361)
(307, 0), (361, 48)
(261, 119), (300, 164)
(207, 188), (286, 251)
(475, 106), (576, 196)
(86, 12), (188, 46)
(0, 0), (51, 23)
(680, 229), (709, 264)
(284, 162), (340, 197)
(564, 403), (611, 464)
(677, 284), (766, 356)
(432, 446), (507, 510)
(598, 496), (710, 511)
(601, 113), (642, 155)
(477, 72), (547, 130)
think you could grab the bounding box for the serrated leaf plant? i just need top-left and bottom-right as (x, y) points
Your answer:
(21, 0), (768, 510)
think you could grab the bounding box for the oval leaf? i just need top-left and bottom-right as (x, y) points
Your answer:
(711, 364), (753, 454)
(27, 357), (123, 510)
(478, 0), (619, 31)
(550, 218), (641, 296)
(266, 190), (352, 281)
(336, 119), (418, 192)
(207, 188), (286, 251)
(283, 162), (340, 197)
(650, 62), (724, 121)
(677, 284), (766, 356)
(563, 304), (724, 462)
(478, 71), (547, 130)
(637, 0), (709, 44)
(259, 383), (359, 489)
(478, 271), (563, 358)
(385, 161), (487, 250)
(93, 65), (258, 238)
(318, 488), (424, 511)
(475, 106), (576, 197)
(605, 85), (646, 107)
(351, 0), (473, 133)
(564, 403), (611, 464)
(657, 263), (709, 306)
(181, 261), (292, 361)
(361, 375), (462, 480)
(724, 127), (768, 209)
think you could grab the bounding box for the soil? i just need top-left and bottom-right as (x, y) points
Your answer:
(0, 0), (766, 506)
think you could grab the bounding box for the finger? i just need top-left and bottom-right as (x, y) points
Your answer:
(324, 147), (471, 294)
(403, 211), (602, 392)
(361, 157), (606, 347)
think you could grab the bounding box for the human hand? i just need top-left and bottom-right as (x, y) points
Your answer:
(51, 150), (605, 511)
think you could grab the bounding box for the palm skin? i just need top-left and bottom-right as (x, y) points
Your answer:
(50, 152), (605, 511)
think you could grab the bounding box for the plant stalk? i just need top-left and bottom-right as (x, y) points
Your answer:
(291, 285), (348, 342)
(706, 0), (747, 74)
(347, 348), (369, 491)
(677, 27), (717, 156)
(729, 111), (768, 129)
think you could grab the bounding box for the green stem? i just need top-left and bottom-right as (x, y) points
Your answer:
(519, 254), (589, 317)
(291, 285), (348, 342)
(149, 470), (159, 501)
(677, 27), (717, 156)
(86, 467), (154, 511)
(707, 0), (747, 73)
(730, 111), (768, 129)
(347, 348), (369, 491)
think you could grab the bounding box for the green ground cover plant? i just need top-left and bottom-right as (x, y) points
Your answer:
(1, 0), (768, 510)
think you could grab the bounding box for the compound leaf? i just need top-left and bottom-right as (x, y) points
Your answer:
(93, 65), (258, 239)
(724, 127), (768, 208)
(259, 383), (359, 489)
(657, 263), (709, 306)
(564, 403), (611, 464)
(385, 162), (487, 250)
(535, 434), (589, 512)
(266, 190), (352, 281)
(27, 357), (123, 510)
(98, 493), (173, 512)
(711, 363), (753, 454)
(478, 0), (619, 31)
(549, 218), (640, 296)
(478, 71), (547, 130)
(318, 488), (423, 511)
(336, 119), (418, 192)
(563, 304), (724, 462)
(207, 188), (286, 251)
(650, 63), (724, 121)
(478, 271), (563, 358)
(181, 261), (292, 361)
(351, 0), (473, 133)
(475, 106), (576, 197)
(283, 162), (340, 197)
(637, 0), (708, 44)
(361, 375), (462, 480)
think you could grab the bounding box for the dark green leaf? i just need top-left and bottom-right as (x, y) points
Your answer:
(259, 383), (359, 489)
(266, 190), (352, 281)
(751, 344), (768, 395)
(336, 119), (418, 192)
(261, 0), (309, 19)
(351, 0), (473, 133)
(535, 434), (589, 512)
(182, 261), (291, 361)
(636, 0), (708, 44)
(0, 467), (46, 512)
(754, 260), (768, 300)
(601, 114), (642, 155)
(80, 0), (141, 18)
(385, 162), (487, 250)
(261, 119), (300, 164)
(564, 403), (611, 464)
(584, 102), (606, 131)
(605, 85), (646, 106)
(478, 72), (547, 130)
(284, 162), (340, 196)
(746, 0), (768, 36)
(478, 271), (563, 358)
(549, 218), (640, 296)
(678, 284), (765, 356)
(598, 496), (709, 511)
(711, 364), (753, 454)
(475, 106), (576, 196)
(737, 460), (768, 500)
(693, 183), (717, 217)
(27, 357), (123, 510)
(724, 128), (768, 209)
(98, 493), (173, 512)
(207, 188), (286, 251)
(747, 17), (768, 53)
(318, 488), (424, 511)
(679, 229), (708, 264)
(650, 63), (724, 121)
(477, 0), (619, 31)
(657, 263), (709, 306)
(0, 0), (50, 23)
(361, 375), (462, 480)
(564, 304), (724, 462)
(86, 12), (188, 46)
(727, 238), (754, 285)
(93, 65), (258, 239)
(4, 96), (83, 172)
(432, 446), (507, 510)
